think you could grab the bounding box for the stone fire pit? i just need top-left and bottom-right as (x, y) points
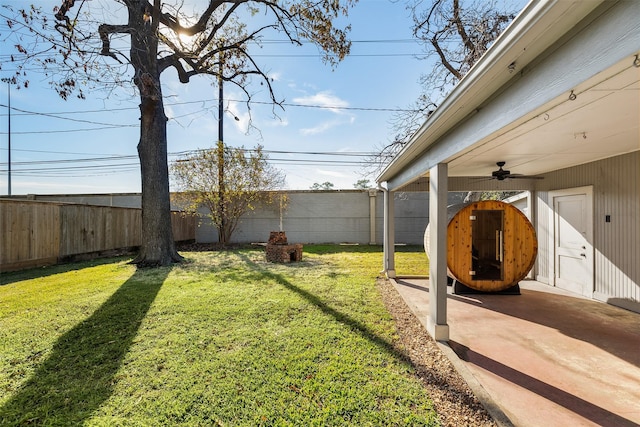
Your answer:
(265, 231), (302, 263)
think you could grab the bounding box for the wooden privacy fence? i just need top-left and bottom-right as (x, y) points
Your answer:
(0, 199), (196, 272)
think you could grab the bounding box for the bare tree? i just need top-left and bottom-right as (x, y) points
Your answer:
(369, 0), (519, 174)
(3, 0), (357, 266)
(172, 145), (285, 245)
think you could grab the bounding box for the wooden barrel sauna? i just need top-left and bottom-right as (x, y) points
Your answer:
(446, 200), (537, 292)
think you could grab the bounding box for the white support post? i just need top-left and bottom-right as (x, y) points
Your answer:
(382, 186), (396, 278)
(428, 163), (449, 341)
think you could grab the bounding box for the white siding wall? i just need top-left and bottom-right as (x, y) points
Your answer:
(535, 151), (640, 312)
(536, 191), (551, 285)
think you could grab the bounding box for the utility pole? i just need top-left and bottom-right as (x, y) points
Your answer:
(217, 50), (225, 245)
(7, 82), (11, 196)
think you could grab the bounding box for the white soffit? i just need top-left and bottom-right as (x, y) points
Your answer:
(447, 56), (640, 178)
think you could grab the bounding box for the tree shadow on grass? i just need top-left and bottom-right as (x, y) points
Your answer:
(235, 252), (400, 359)
(0, 266), (171, 425)
(0, 256), (132, 287)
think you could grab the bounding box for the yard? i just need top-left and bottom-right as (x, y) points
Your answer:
(0, 245), (490, 426)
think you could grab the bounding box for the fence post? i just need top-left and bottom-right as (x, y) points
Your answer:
(368, 189), (378, 245)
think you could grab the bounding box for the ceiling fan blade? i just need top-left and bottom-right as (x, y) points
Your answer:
(506, 175), (544, 180)
(486, 161), (544, 180)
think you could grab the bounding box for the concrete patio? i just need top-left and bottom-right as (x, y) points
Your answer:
(392, 278), (640, 427)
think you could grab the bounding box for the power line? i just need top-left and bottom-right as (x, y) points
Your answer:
(0, 100), (415, 135)
(226, 148), (378, 157)
(265, 150), (375, 157)
(0, 99), (418, 117)
(1, 152), (375, 166)
(251, 53), (418, 58)
(0, 148), (376, 165)
(0, 52), (421, 66)
(0, 39), (420, 60)
(267, 158), (369, 165)
(0, 147), (378, 177)
(259, 38), (418, 44)
(0, 162), (140, 173)
(1, 160), (370, 177)
(7, 170), (139, 178)
(3, 154), (139, 165)
(275, 101), (415, 113)
(4, 105), (139, 127)
(1, 125), (137, 135)
(0, 147), (145, 157)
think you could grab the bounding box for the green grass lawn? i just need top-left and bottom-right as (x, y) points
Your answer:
(0, 245), (434, 426)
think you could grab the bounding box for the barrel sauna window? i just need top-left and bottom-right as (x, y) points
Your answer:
(471, 210), (504, 281)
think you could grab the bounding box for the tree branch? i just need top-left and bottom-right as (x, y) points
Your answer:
(431, 33), (462, 80)
(160, 55), (197, 83)
(413, 0), (444, 35)
(54, 0), (77, 30)
(452, 0), (475, 56)
(98, 24), (130, 63)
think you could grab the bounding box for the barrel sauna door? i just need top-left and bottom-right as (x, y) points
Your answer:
(447, 200), (537, 292)
(471, 210), (504, 281)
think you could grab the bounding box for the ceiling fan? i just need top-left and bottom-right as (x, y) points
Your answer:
(490, 161), (543, 180)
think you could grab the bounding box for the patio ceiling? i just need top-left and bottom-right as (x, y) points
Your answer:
(446, 57), (640, 179)
(378, 1), (640, 191)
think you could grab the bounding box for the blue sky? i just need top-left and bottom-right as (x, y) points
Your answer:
(2, 1), (449, 194)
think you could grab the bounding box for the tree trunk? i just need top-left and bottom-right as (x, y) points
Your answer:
(129, 0), (183, 267)
(132, 88), (183, 266)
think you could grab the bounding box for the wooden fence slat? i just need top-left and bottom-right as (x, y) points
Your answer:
(1, 200), (194, 272)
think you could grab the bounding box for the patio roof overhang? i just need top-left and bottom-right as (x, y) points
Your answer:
(377, 0), (640, 192)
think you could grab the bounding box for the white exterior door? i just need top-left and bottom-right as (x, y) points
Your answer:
(552, 187), (594, 296)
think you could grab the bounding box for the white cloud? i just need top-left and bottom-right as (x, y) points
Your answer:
(292, 91), (349, 114)
(300, 120), (338, 136)
(291, 90), (355, 135)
